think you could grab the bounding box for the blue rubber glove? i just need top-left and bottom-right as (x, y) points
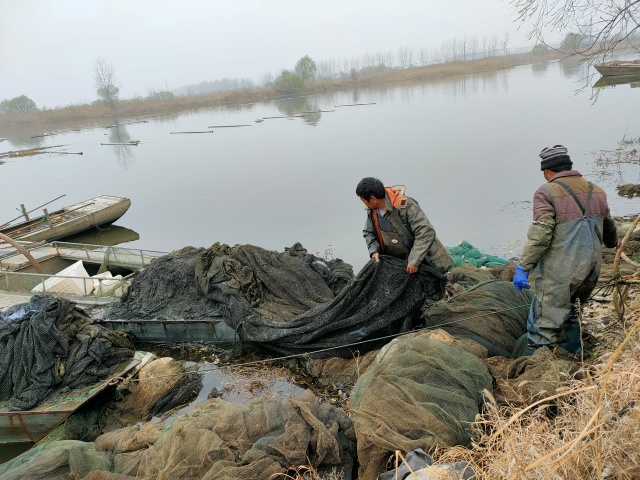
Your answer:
(513, 264), (531, 291)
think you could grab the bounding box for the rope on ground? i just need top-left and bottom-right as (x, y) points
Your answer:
(131, 302), (532, 382)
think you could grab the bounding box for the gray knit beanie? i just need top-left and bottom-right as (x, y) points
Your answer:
(539, 145), (573, 171)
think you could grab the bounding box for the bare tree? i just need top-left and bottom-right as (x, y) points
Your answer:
(397, 46), (409, 68)
(471, 36), (479, 59)
(502, 32), (511, 55)
(419, 47), (429, 66)
(94, 58), (120, 108)
(491, 34), (500, 56)
(259, 72), (273, 86)
(511, 0), (640, 59)
(385, 50), (395, 67)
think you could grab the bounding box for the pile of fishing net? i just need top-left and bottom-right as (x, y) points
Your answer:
(349, 329), (492, 480)
(424, 272), (533, 358)
(0, 390), (357, 480)
(110, 241), (444, 357)
(195, 243), (445, 357)
(107, 246), (223, 320)
(0, 295), (134, 411)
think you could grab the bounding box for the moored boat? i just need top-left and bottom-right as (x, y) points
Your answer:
(594, 60), (640, 76)
(0, 195), (131, 243)
(0, 351), (153, 444)
(0, 241), (166, 309)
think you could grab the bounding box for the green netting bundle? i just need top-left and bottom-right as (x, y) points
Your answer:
(446, 240), (508, 268)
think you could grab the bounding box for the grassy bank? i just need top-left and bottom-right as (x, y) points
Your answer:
(0, 51), (564, 135)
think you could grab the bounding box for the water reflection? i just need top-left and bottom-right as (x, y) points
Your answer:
(275, 97), (322, 126)
(105, 124), (136, 167)
(593, 74), (640, 89)
(559, 56), (586, 79)
(1, 131), (46, 149)
(531, 62), (549, 76)
(65, 224), (140, 246)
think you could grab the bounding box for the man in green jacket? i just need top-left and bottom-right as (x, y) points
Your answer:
(356, 177), (453, 299)
(513, 145), (619, 355)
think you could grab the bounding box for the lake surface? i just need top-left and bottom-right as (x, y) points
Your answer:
(2, 58), (639, 272)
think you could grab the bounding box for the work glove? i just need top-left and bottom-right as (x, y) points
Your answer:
(512, 264), (531, 291)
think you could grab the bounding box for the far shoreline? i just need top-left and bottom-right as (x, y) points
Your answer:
(0, 50), (574, 137)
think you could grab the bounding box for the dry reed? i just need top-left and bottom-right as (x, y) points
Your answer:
(434, 315), (640, 479)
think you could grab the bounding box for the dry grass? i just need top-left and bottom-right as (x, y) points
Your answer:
(0, 51), (563, 135)
(269, 464), (344, 480)
(433, 309), (640, 480)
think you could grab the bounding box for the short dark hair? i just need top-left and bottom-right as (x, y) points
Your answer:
(547, 164), (572, 173)
(356, 177), (385, 200)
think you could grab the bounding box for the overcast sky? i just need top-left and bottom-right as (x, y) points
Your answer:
(0, 0), (540, 108)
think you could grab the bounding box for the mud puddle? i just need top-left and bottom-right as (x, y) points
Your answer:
(137, 342), (307, 421)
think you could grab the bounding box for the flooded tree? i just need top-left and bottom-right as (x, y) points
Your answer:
(512, 0), (640, 58)
(294, 55), (317, 82)
(94, 58), (120, 108)
(0, 95), (37, 114)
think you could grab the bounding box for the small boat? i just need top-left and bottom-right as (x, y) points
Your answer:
(0, 351), (153, 444)
(594, 60), (640, 76)
(0, 241), (167, 309)
(0, 195), (131, 244)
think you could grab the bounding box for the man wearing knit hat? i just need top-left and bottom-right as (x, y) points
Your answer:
(513, 145), (619, 355)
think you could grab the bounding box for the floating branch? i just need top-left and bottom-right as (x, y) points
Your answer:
(0, 144), (68, 159)
(261, 115), (306, 119)
(105, 120), (149, 128)
(333, 102), (377, 107)
(137, 114), (170, 119)
(100, 140), (141, 146)
(207, 125), (252, 128)
(51, 151), (83, 155)
(170, 131), (214, 134)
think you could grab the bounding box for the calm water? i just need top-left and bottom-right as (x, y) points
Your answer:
(2, 59), (639, 272)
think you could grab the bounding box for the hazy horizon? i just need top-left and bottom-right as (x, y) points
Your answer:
(0, 0), (549, 109)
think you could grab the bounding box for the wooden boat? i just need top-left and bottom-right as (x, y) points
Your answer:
(0, 195), (131, 243)
(0, 239), (237, 343)
(0, 241), (167, 309)
(0, 351), (153, 444)
(594, 60), (640, 76)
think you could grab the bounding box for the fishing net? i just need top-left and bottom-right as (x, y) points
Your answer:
(195, 243), (445, 357)
(0, 390), (357, 480)
(446, 240), (509, 268)
(117, 357), (202, 420)
(0, 295), (134, 411)
(349, 329), (492, 480)
(424, 277), (533, 358)
(107, 247), (223, 320)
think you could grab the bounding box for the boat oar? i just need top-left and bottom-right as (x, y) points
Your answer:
(1, 195), (66, 227)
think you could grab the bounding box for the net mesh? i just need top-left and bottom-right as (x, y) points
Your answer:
(349, 330), (492, 480)
(0, 391), (357, 480)
(0, 295), (134, 411)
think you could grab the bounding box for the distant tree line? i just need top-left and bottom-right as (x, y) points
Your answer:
(0, 95), (37, 114)
(173, 77), (255, 96)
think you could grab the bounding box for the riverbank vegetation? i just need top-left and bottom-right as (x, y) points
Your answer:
(0, 49), (565, 133)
